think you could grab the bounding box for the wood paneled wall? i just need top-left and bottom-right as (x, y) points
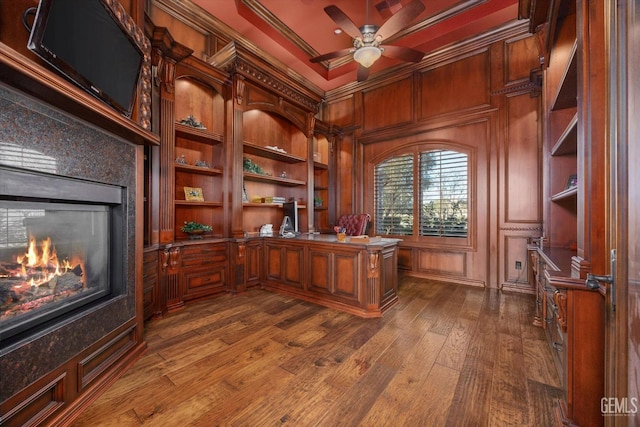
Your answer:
(324, 27), (542, 291)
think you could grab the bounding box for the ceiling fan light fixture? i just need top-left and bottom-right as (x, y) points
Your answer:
(353, 46), (382, 68)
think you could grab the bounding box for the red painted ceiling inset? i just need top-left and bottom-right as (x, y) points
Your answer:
(191, 0), (520, 92)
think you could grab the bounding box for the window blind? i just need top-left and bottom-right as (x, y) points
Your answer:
(374, 154), (414, 235)
(419, 150), (468, 237)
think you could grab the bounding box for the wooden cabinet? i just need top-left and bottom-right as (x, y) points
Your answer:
(543, 4), (578, 254)
(181, 241), (228, 301)
(174, 71), (227, 240)
(241, 109), (309, 233)
(522, 0), (610, 423)
(529, 245), (605, 426)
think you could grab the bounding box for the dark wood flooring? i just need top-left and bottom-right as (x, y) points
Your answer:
(72, 276), (563, 426)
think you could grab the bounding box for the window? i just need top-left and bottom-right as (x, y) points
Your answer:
(374, 154), (413, 235)
(374, 148), (468, 238)
(419, 150), (468, 237)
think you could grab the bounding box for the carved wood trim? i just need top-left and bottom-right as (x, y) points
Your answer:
(161, 245), (182, 275)
(103, 0), (152, 130)
(367, 252), (380, 279)
(236, 76), (246, 105)
(208, 42), (321, 113)
(553, 290), (567, 332)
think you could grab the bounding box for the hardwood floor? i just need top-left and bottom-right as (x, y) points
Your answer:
(72, 277), (562, 426)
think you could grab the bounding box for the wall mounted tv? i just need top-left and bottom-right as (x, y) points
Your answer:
(27, 0), (144, 117)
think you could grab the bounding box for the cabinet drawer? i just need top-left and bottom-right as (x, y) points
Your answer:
(182, 243), (228, 267)
(183, 264), (227, 301)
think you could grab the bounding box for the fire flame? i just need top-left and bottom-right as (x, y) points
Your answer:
(15, 236), (81, 287)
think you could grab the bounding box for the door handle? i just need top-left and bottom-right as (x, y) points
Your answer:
(585, 249), (616, 311)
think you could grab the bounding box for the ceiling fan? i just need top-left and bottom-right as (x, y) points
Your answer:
(310, 0), (426, 82)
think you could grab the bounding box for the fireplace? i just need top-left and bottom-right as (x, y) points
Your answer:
(0, 166), (125, 344)
(0, 81), (145, 423)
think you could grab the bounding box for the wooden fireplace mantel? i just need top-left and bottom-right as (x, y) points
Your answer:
(0, 41), (159, 147)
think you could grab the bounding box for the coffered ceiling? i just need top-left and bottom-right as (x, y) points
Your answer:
(184, 0), (521, 92)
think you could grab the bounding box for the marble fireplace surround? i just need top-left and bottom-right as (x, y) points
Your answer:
(0, 84), (143, 411)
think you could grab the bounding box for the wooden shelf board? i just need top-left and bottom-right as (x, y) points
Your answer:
(175, 164), (223, 175)
(243, 172), (305, 186)
(175, 201), (223, 207)
(243, 142), (306, 163)
(244, 202), (307, 208)
(551, 186), (577, 201)
(175, 122), (224, 144)
(313, 161), (329, 169)
(551, 40), (578, 111)
(551, 112), (578, 156)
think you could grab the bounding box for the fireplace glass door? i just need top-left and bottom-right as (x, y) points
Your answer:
(1, 201), (111, 341)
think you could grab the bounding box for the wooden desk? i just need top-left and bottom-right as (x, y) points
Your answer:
(261, 234), (400, 317)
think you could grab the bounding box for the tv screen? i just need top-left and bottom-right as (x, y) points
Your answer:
(27, 0), (144, 117)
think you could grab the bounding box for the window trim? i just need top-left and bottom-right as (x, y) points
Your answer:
(369, 141), (476, 250)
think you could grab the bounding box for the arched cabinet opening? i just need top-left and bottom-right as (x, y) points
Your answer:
(174, 76), (226, 240)
(241, 109), (309, 234)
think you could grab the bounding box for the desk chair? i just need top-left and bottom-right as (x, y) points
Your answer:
(337, 214), (371, 236)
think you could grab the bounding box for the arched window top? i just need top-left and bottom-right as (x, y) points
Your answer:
(374, 146), (469, 239)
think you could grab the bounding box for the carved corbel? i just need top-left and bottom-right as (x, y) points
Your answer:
(554, 290), (567, 332)
(307, 113), (316, 138)
(236, 76), (245, 105)
(161, 245), (182, 275)
(160, 60), (176, 94)
(368, 252), (380, 279)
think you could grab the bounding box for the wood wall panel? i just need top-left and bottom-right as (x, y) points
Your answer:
(324, 95), (356, 127)
(417, 250), (467, 276)
(398, 247), (413, 270)
(419, 51), (490, 120)
(503, 235), (531, 284)
(337, 134), (356, 215)
(505, 94), (541, 223)
(505, 36), (540, 83)
(362, 118), (492, 287)
(149, 7), (209, 59)
(362, 79), (413, 133)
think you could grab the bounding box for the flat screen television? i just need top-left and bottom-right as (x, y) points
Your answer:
(27, 0), (144, 117)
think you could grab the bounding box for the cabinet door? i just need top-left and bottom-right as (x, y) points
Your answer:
(308, 247), (360, 303)
(264, 242), (304, 288)
(245, 240), (262, 286)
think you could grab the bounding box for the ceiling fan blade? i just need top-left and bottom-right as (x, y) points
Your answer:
(374, 0), (426, 41)
(324, 5), (363, 39)
(310, 48), (354, 63)
(380, 45), (424, 63)
(357, 64), (370, 82)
